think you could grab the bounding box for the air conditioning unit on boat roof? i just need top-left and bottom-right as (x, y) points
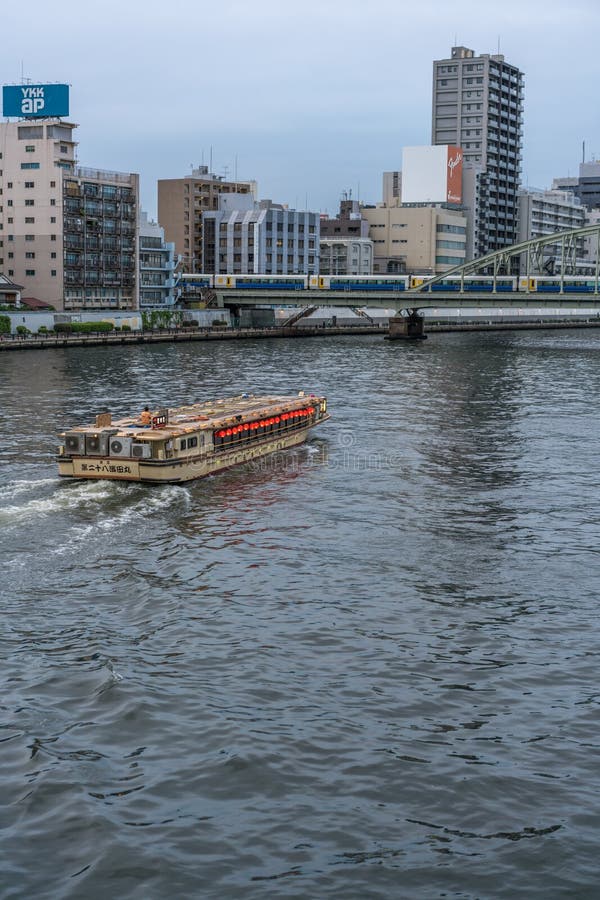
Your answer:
(109, 437), (132, 457)
(131, 443), (151, 459)
(85, 433), (109, 456)
(64, 433), (86, 454)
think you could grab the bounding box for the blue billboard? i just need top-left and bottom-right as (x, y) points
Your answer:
(2, 83), (69, 118)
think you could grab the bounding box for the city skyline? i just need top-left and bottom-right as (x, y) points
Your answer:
(2, 0), (599, 218)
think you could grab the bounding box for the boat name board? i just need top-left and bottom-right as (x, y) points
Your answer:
(73, 458), (140, 478)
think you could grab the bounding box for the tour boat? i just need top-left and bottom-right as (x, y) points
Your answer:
(57, 392), (329, 483)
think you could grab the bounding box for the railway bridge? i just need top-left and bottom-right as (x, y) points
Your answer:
(204, 225), (600, 338)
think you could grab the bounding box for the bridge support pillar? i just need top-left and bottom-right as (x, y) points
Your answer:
(387, 311), (426, 341)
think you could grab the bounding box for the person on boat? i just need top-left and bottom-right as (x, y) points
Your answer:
(140, 406), (152, 427)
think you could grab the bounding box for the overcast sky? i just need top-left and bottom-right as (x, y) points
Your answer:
(2, 0), (598, 218)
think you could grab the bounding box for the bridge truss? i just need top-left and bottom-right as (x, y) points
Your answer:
(413, 224), (600, 294)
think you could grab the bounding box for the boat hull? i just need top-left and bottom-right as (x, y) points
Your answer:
(58, 424), (317, 483)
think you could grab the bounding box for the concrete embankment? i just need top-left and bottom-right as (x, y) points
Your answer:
(0, 325), (385, 351)
(2, 319), (600, 351)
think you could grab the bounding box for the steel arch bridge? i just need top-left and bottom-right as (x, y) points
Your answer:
(410, 224), (600, 300)
(204, 225), (600, 317)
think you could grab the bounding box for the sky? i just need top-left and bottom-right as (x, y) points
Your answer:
(2, 0), (599, 218)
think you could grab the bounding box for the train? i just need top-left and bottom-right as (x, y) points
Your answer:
(177, 274), (600, 294)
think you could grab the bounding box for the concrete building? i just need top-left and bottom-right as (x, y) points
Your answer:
(138, 212), (179, 308)
(518, 188), (586, 243)
(361, 204), (467, 275)
(553, 162), (600, 212)
(157, 166), (257, 273)
(0, 118), (139, 311)
(319, 198), (372, 274)
(432, 45), (524, 259)
(382, 172), (402, 207)
(517, 187), (587, 272)
(319, 198), (370, 238)
(319, 238), (373, 275)
(201, 195), (319, 274)
(584, 208), (600, 267)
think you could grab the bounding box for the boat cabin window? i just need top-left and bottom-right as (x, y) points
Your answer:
(188, 436), (198, 448)
(179, 439), (187, 450)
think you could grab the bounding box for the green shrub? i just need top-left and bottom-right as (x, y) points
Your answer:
(120, 324), (131, 332)
(71, 321), (113, 333)
(16, 325), (30, 335)
(37, 326), (49, 334)
(0, 314), (10, 334)
(55, 323), (73, 333)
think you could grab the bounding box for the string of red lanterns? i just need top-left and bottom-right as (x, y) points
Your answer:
(214, 407), (315, 440)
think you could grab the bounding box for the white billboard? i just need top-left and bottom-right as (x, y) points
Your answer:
(401, 146), (463, 205)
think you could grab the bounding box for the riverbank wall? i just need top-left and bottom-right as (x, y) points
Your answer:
(2, 319), (600, 351)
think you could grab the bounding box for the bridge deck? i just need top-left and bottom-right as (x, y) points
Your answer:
(212, 289), (600, 311)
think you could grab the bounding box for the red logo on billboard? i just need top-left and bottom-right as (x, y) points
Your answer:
(447, 147), (463, 204)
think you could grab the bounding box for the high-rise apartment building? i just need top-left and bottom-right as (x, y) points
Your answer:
(432, 46), (524, 259)
(0, 118), (139, 311)
(157, 166), (257, 273)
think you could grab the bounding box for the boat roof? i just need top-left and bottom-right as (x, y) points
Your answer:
(62, 392), (322, 440)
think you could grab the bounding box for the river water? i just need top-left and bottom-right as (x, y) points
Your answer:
(2, 331), (600, 899)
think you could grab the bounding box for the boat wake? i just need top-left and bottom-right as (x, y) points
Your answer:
(0, 478), (190, 531)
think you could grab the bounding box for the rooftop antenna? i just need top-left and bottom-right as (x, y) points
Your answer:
(583, 140), (586, 164)
(497, 35), (501, 55)
(209, 146), (213, 175)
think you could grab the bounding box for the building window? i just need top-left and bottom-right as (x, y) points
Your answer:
(25, 252), (35, 259)
(7, 217), (13, 224)
(51, 252), (57, 259)
(25, 269), (35, 276)
(50, 216), (56, 223)
(25, 217), (34, 223)
(7, 200), (12, 206)
(24, 181), (35, 188)
(25, 199), (34, 206)
(21, 163), (40, 170)
(50, 199), (56, 206)
(25, 145), (36, 152)
(51, 270), (57, 276)
(25, 235), (35, 241)
(7, 182), (12, 188)
(8, 269), (14, 276)
(51, 235), (56, 242)
(50, 181), (56, 187)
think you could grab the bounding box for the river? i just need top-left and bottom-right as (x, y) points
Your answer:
(2, 331), (600, 899)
